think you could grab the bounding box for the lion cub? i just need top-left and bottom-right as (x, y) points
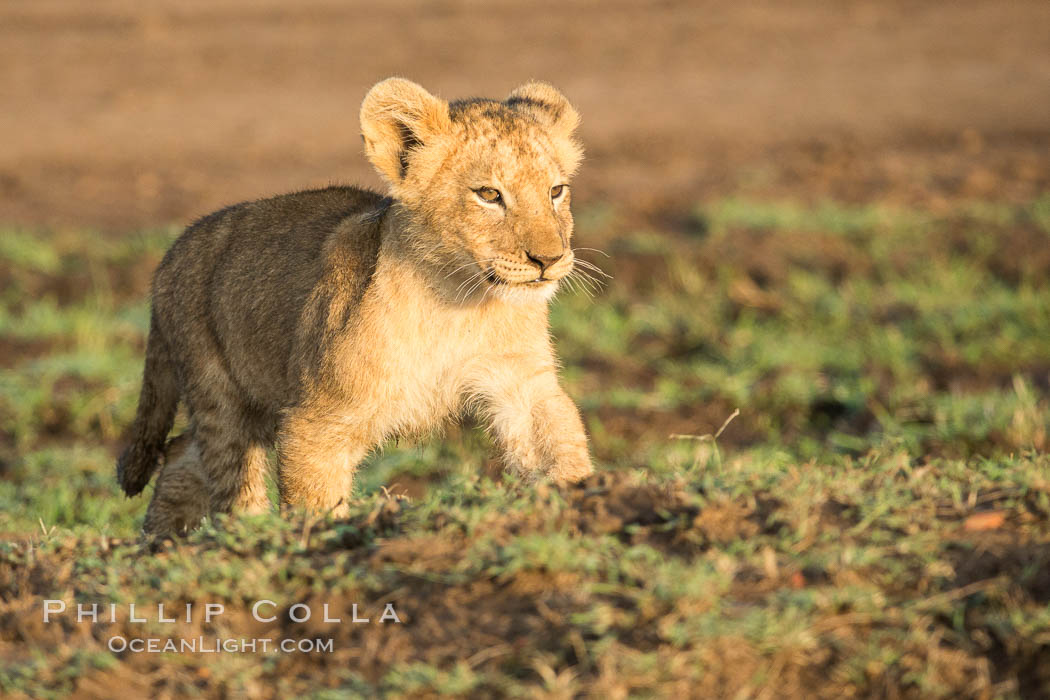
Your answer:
(117, 78), (593, 534)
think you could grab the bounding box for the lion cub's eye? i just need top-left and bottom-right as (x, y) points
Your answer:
(474, 187), (503, 205)
(550, 184), (567, 200)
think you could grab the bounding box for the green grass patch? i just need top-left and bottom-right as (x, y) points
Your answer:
(1, 196), (1048, 696)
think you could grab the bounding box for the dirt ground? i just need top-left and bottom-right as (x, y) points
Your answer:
(2, 0), (1049, 231)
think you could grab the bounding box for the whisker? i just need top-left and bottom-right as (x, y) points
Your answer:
(567, 271), (595, 298)
(432, 254), (466, 276)
(455, 277), (476, 302)
(574, 259), (612, 279)
(574, 269), (603, 295)
(443, 261), (477, 279)
(562, 274), (579, 296)
(462, 274), (487, 302)
(572, 275), (592, 298)
(455, 282), (473, 304)
(444, 258), (498, 280)
(573, 247), (611, 258)
(571, 266), (604, 291)
(454, 269), (485, 301)
(476, 281), (495, 308)
(576, 266), (603, 284)
(453, 280), (472, 303)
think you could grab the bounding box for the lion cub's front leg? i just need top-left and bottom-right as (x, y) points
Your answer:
(276, 407), (369, 517)
(480, 361), (592, 482)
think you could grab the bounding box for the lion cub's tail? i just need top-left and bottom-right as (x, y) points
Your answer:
(117, 315), (180, 497)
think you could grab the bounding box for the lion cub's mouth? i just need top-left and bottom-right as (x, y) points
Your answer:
(482, 253), (574, 289)
(484, 269), (557, 287)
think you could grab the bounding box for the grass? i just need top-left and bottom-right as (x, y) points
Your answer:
(1, 195), (1049, 697)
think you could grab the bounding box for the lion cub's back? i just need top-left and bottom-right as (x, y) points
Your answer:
(152, 186), (388, 408)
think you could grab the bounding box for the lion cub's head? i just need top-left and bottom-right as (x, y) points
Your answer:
(361, 78), (583, 302)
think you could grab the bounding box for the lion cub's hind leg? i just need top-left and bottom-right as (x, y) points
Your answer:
(142, 434), (208, 536)
(190, 407), (273, 518)
(141, 419), (274, 537)
(142, 434), (273, 536)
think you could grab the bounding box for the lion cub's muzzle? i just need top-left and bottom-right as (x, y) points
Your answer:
(487, 249), (575, 286)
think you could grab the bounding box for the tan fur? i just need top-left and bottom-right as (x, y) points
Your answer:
(117, 78), (592, 534)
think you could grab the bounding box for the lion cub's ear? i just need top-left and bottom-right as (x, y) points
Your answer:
(506, 81), (583, 175)
(360, 78), (452, 186)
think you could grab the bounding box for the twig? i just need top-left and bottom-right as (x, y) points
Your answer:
(670, 408), (740, 442)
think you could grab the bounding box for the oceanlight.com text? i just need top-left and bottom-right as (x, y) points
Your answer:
(108, 636), (335, 654)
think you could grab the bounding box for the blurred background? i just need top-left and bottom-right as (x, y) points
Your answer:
(2, 0), (1048, 229)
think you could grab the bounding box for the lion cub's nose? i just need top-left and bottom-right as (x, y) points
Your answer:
(525, 251), (564, 272)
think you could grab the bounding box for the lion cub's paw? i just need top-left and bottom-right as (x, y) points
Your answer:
(548, 452), (594, 483)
